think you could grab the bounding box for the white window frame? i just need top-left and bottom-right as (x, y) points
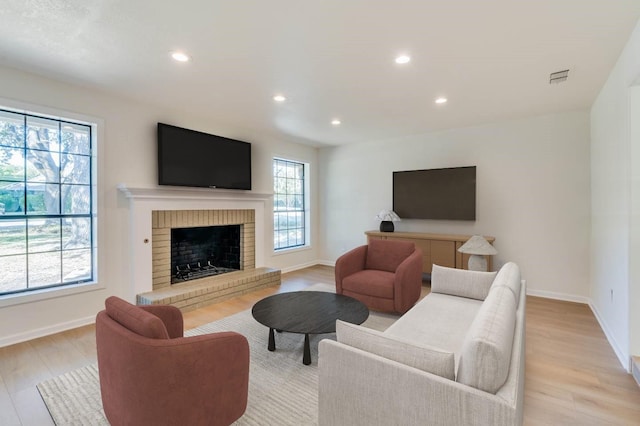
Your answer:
(273, 157), (310, 253)
(0, 99), (103, 307)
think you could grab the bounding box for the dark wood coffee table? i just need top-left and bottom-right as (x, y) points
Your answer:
(251, 291), (369, 365)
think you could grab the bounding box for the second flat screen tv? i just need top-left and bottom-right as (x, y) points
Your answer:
(393, 166), (476, 220)
(157, 123), (252, 190)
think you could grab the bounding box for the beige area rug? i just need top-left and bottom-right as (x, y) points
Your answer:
(37, 283), (398, 425)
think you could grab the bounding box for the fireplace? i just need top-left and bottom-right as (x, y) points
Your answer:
(171, 225), (241, 283)
(151, 209), (256, 291)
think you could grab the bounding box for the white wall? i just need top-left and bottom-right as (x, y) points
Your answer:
(591, 18), (640, 369)
(0, 65), (319, 346)
(319, 111), (591, 301)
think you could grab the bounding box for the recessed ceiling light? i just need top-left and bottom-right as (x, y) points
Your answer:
(395, 55), (411, 64)
(170, 51), (191, 62)
(435, 97), (448, 104)
(273, 94), (286, 102)
(331, 119), (341, 126)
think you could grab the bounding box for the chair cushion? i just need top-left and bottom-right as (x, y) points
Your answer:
(456, 286), (516, 393)
(336, 321), (455, 380)
(342, 270), (395, 299)
(105, 296), (170, 340)
(365, 239), (415, 273)
(431, 264), (497, 301)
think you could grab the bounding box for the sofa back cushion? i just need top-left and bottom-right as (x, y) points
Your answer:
(489, 262), (521, 304)
(365, 239), (415, 273)
(336, 320), (455, 380)
(456, 286), (516, 393)
(105, 296), (169, 340)
(431, 264), (497, 301)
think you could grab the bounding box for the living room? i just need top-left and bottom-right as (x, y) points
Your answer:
(1, 1), (640, 424)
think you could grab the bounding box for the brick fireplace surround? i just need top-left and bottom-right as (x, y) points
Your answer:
(118, 186), (280, 310)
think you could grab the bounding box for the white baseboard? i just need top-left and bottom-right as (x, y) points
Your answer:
(0, 315), (95, 349)
(525, 288), (591, 304)
(589, 302), (630, 373)
(280, 260), (335, 274)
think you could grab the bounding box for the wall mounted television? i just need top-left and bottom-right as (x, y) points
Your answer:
(393, 166), (476, 220)
(157, 123), (252, 190)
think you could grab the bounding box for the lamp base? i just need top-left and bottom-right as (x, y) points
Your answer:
(467, 255), (488, 271)
(379, 221), (395, 232)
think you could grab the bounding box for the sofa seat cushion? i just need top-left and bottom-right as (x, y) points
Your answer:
(384, 293), (483, 370)
(365, 239), (415, 273)
(431, 264), (497, 301)
(456, 286), (517, 394)
(105, 296), (169, 340)
(336, 321), (455, 380)
(342, 270), (395, 299)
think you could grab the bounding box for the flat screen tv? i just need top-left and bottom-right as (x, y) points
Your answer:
(393, 166), (476, 220)
(157, 123), (251, 190)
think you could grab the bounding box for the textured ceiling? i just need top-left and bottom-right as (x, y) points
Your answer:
(1, 0), (639, 146)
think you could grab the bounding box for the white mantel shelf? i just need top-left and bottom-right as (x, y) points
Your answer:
(117, 184), (273, 202)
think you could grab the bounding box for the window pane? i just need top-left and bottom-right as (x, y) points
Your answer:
(26, 116), (60, 152)
(62, 184), (90, 214)
(26, 183), (60, 215)
(274, 195), (286, 211)
(61, 153), (90, 184)
(0, 220), (26, 255)
(62, 218), (91, 249)
(0, 147), (25, 181)
(0, 254), (27, 293)
(28, 218), (61, 253)
(28, 251), (61, 288)
(0, 110), (25, 148)
(26, 149), (60, 182)
(62, 248), (92, 283)
(61, 123), (90, 155)
(0, 181), (25, 213)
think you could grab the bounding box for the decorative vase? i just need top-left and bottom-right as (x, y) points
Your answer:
(379, 221), (395, 232)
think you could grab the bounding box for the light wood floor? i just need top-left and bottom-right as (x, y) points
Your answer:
(0, 265), (639, 425)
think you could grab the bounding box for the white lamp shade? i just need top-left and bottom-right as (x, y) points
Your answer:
(457, 235), (497, 255)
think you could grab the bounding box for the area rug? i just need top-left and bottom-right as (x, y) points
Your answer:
(37, 283), (398, 425)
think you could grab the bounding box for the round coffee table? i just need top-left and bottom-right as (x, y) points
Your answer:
(251, 291), (369, 365)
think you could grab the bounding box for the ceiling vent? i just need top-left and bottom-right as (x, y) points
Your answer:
(550, 69), (569, 84)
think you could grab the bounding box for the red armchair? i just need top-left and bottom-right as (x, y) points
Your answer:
(95, 296), (249, 426)
(335, 239), (423, 314)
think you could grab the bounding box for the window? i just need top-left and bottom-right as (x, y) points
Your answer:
(273, 158), (306, 250)
(0, 108), (95, 296)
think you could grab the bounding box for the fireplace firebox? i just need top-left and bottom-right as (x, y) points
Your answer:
(171, 225), (241, 283)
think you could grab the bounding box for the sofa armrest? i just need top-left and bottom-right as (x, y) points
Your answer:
(335, 245), (368, 293)
(139, 304), (184, 338)
(393, 248), (423, 313)
(319, 339), (520, 426)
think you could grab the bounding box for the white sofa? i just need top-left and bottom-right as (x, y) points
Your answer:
(318, 262), (525, 426)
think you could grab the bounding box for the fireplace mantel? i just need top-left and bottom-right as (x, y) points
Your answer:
(117, 184), (272, 202)
(118, 184), (270, 302)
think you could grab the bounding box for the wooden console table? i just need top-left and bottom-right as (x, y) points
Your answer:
(365, 231), (495, 274)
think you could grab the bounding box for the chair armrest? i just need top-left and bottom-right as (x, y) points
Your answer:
(139, 304), (184, 338)
(393, 248), (423, 313)
(335, 245), (368, 293)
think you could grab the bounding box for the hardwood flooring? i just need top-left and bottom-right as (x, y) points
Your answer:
(0, 265), (638, 425)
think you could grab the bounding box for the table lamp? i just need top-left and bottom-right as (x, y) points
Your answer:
(457, 235), (497, 271)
